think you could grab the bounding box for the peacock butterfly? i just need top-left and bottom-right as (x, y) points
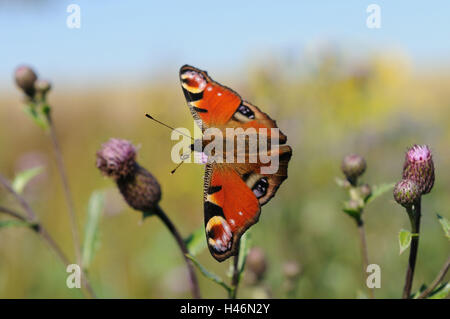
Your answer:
(179, 65), (292, 262)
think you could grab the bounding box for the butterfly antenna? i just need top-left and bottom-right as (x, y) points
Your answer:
(145, 114), (194, 141)
(170, 161), (185, 175)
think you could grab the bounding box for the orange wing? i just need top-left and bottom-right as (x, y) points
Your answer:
(180, 65), (293, 262)
(180, 65), (242, 129)
(203, 164), (260, 261)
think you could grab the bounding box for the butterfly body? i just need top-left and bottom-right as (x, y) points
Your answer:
(180, 65), (292, 261)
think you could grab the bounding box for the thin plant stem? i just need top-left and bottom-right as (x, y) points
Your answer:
(0, 204), (28, 221)
(45, 113), (82, 266)
(45, 113), (96, 298)
(0, 174), (36, 221)
(0, 174), (95, 298)
(154, 205), (201, 299)
(356, 218), (374, 299)
(402, 198), (421, 299)
(417, 255), (450, 299)
(0, 205), (70, 265)
(229, 245), (241, 299)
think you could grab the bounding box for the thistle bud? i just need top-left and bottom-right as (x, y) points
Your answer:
(402, 145), (435, 195)
(35, 79), (52, 95)
(393, 179), (420, 208)
(14, 65), (38, 97)
(96, 138), (161, 213)
(359, 184), (372, 200)
(246, 247), (267, 283)
(117, 164), (161, 212)
(341, 154), (366, 185)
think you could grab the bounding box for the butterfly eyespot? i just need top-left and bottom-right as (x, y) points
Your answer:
(252, 177), (269, 199)
(180, 70), (207, 93)
(236, 104), (255, 119)
(206, 216), (233, 254)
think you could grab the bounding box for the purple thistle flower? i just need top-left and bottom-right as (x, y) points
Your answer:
(402, 145), (435, 195)
(393, 179), (421, 208)
(96, 138), (137, 180)
(96, 138), (161, 213)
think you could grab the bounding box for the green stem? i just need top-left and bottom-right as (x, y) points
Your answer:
(417, 255), (450, 299)
(154, 206), (201, 299)
(229, 245), (241, 299)
(44, 112), (96, 299)
(402, 198), (421, 299)
(45, 112), (82, 266)
(356, 218), (375, 299)
(0, 174), (95, 298)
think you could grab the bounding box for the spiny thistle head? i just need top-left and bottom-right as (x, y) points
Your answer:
(393, 179), (421, 208)
(96, 138), (161, 213)
(117, 164), (161, 213)
(96, 138), (137, 180)
(14, 65), (38, 98)
(402, 145), (435, 195)
(341, 154), (366, 185)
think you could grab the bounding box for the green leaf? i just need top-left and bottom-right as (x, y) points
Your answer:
(0, 220), (32, 228)
(184, 227), (207, 256)
(237, 231), (251, 277)
(186, 254), (232, 293)
(398, 229), (412, 255)
(411, 284), (427, 299)
(23, 104), (49, 129)
(437, 214), (450, 240)
(365, 182), (395, 204)
(12, 166), (43, 194)
(427, 282), (450, 299)
(342, 207), (361, 220)
(82, 191), (104, 269)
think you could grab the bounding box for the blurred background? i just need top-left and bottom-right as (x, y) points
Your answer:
(0, 0), (449, 298)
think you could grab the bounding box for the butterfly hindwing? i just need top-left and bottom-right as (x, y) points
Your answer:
(180, 65), (292, 262)
(204, 164), (260, 261)
(234, 144), (292, 206)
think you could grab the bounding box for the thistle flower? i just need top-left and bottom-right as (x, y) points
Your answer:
(402, 145), (435, 195)
(96, 138), (138, 180)
(96, 138), (161, 213)
(341, 154), (366, 185)
(14, 65), (38, 98)
(96, 139), (200, 298)
(393, 179), (420, 208)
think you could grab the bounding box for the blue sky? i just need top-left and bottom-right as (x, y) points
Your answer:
(1, 0), (450, 89)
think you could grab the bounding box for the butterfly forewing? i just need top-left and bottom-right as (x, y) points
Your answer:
(179, 65), (292, 262)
